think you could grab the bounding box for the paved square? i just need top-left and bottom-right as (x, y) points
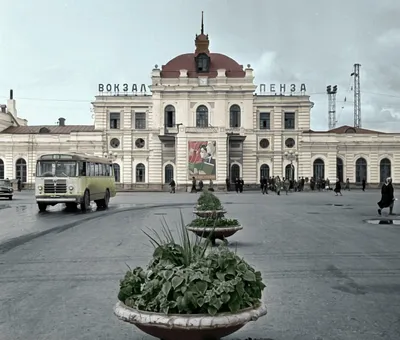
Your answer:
(0, 189), (399, 339)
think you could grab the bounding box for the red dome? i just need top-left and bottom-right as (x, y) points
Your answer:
(160, 53), (245, 78)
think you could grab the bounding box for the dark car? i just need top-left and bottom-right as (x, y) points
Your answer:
(0, 179), (13, 200)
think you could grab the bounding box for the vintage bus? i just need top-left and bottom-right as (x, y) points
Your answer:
(35, 153), (117, 212)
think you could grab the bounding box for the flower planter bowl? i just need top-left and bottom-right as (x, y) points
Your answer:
(114, 301), (267, 340)
(186, 225), (243, 245)
(193, 210), (227, 218)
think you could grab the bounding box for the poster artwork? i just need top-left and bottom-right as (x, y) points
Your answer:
(188, 141), (216, 180)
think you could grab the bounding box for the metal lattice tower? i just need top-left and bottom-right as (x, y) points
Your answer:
(351, 63), (361, 128)
(327, 85), (338, 130)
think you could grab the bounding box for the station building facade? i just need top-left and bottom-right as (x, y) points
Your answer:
(0, 27), (399, 190)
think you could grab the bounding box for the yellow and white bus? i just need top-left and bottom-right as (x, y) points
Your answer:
(35, 153), (117, 212)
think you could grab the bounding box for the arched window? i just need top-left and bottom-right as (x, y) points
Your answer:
(380, 158), (391, 183)
(15, 158), (27, 183)
(164, 105), (175, 128)
(260, 164), (270, 179)
(229, 105), (241, 128)
(136, 163), (145, 183)
(196, 53), (210, 72)
(345, 127), (357, 133)
(355, 157), (367, 183)
(285, 164), (295, 181)
(112, 164), (120, 183)
(336, 157), (343, 183)
(164, 164), (174, 183)
(0, 159), (4, 179)
(196, 105), (208, 128)
(313, 158), (325, 180)
(230, 164), (240, 182)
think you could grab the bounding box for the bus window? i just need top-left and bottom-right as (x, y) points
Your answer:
(79, 162), (87, 176)
(89, 163), (95, 176)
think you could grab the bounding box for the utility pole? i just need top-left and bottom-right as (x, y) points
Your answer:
(351, 63), (361, 128)
(326, 85), (338, 130)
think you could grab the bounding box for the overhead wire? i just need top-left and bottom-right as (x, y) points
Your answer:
(0, 89), (399, 104)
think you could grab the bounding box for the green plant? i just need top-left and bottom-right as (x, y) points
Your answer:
(196, 191), (223, 211)
(188, 217), (240, 228)
(118, 212), (265, 316)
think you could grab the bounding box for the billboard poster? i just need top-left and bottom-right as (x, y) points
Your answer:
(188, 141), (216, 180)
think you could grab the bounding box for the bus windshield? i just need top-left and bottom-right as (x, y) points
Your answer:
(36, 161), (77, 177)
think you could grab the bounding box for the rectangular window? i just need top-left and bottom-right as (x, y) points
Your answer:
(110, 112), (120, 129)
(230, 142), (241, 148)
(135, 112), (146, 129)
(259, 112), (270, 130)
(284, 112), (295, 129)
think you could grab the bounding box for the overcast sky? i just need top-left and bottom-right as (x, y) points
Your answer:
(1, 0), (400, 131)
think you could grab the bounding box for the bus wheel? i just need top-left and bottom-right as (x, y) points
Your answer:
(38, 203), (47, 212)
(81, 190), (90, 212)
(96, 189), (110, 209)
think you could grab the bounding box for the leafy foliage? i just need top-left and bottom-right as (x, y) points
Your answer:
(118, 212), (265, 316)
(196, 191), (223, 211)
(188, 217), (240, 228)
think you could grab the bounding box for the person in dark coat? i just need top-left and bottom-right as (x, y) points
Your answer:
(169, 179), (176, 193)
(334, 178), (342, 196)
(234, 178), (240, 193)
(239, 178), (244, 193)
(17, 178), (22, 192)
(260, 176), (268, 194)
(225, 178), (230, 192)
(378, 177), (395, 215)
(191, 177), (197, 193)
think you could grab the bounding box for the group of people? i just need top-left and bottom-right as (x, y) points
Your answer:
(169, 175), (396, 216)
(225, 178), (245, 193)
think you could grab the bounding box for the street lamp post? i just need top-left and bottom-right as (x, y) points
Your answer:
(104, 151), (118, 182)
(175, 123), (183, 191)
(284, 150), (298, 181)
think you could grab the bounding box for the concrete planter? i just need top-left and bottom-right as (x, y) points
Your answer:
(193, 210), (227, 218)
(114, 301), (267, 340)
(186, 225), (243, 245)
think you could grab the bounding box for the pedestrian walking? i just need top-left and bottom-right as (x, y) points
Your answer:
(191, 177), (197, 193)
(260, 177), (268, 194)
(378, 177), (395, 216)
(334, 178), (342, 196)
(169, 179), (176, 193)
(225, 177), (230, 192)
(234, 178), (239, 193)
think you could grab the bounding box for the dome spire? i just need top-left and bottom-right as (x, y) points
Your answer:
(195, 11), (209, 54)
(201, 11), (204, 34)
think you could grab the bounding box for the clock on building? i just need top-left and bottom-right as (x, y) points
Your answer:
(199, 77), (208, 86)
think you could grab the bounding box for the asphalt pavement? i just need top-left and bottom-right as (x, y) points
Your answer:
(0, 189), (399, 340)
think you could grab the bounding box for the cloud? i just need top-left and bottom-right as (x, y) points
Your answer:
(1, 0), (400, 132)
(377, 29), (400, 45)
